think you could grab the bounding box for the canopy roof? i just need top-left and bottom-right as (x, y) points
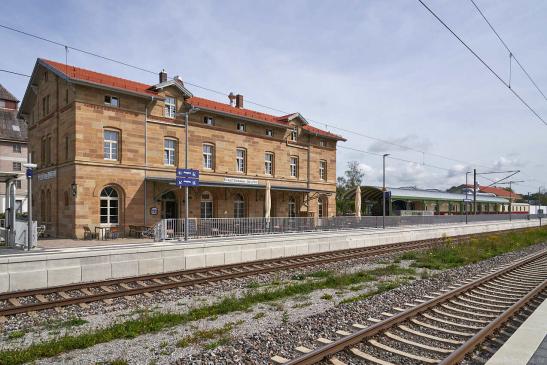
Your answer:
(346, 186), (509, 204)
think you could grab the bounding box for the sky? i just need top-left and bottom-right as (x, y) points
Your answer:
(1, 0), (546, 195)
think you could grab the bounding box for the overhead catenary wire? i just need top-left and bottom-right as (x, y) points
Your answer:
(0, 69), (31, 77)
(468, 0), (547, 101)
(1, 22), (545, 190)
(417, 0), (547, 127)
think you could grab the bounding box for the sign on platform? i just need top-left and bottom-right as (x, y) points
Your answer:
(176, 168), (199, 179)
(176, 177), (199, 187)
(176, 168), (200, 187)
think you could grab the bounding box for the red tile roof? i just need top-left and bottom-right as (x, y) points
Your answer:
(40, 59), (345, 141)
(41, 59), (157, 96)
(466, 184), (522, 199)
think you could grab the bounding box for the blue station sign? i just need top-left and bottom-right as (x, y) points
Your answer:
(176, 168), (199, 187)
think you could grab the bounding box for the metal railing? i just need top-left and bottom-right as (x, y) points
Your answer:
(154, 213), (539, 241)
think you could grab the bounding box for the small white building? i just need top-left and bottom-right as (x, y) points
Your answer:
(0, 84), (28, 214)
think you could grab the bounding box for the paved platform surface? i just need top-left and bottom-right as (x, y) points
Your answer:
(0, 219), (540, 293)
(486, 298), (547, 365)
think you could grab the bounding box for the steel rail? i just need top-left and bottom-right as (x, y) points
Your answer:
(284, 249), (547, 365)
(0, 227), (533, 317)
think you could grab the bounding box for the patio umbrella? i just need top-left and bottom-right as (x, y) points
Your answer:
(265, 181), (271, 220)
(355, 186), (362, 217)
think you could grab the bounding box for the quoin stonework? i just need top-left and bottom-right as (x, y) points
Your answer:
(18, 59), (345, 238)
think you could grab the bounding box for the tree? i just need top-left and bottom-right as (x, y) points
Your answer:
(336, 161), (365, 215)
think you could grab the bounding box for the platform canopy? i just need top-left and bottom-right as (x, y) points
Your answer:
(0, 172), (23, 183)
(346, 186), (509, 204)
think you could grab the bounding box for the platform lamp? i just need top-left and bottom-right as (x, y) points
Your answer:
(382, 154), (389, 229)
(176, 106), (200, 241)
(23, 162), (37, 251)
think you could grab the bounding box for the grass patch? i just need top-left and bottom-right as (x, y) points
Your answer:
(410, 227), (547, 270)
(340, 279), (407, 304)
(177, 322), (236, 348)
(7, 331), (25, 340)
(45, 317), (88, 330)
(292, 301), (312, 308)
(203, 336), (230, 350)
(320, 293), (333, 300)
(252, 311), (266, 319)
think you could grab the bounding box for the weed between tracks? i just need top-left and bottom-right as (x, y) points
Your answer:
(1, 226), (546, 365)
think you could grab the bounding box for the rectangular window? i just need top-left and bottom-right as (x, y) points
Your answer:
(319, 140), (326, 147)
(203, 144), (214, 169)
(13, 162), (22, 171)
(203, 116), (214, 126)
(237, 122), (246, 132)
(319, 160), (327, 180)
(103, 130), (119, 160)
(265, 129), (273, 137)
(15, 180), (22, 189)
(44, 71), (48, 81)
(13, 143), (21, 153)
(164, 96), (176, 118)
(290, 126), (297, 142)
(236, 148), (246, 173)
(164, 139), (176, 165)
(104, 95), (119, 107)
(265, 152), (274, 175)
(290, 156), (298, 177)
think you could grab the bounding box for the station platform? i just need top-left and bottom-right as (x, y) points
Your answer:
(0, 219), (541, 293)
(487, 297), (547, 365)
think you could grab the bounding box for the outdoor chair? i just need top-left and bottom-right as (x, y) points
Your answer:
(83, 225), (98, 240)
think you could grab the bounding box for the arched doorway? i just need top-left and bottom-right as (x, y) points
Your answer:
(161, 191), (178, 219)
(233, 193), (245, 218)
(100, 186), (119, 225)
(288, 197), (297, 218)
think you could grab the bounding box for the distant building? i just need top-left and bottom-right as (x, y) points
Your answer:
(448, 184), (522, 202)
(0, 84), (28, 213)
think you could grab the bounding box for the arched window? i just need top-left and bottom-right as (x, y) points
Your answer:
(233, 193), (245, 218)
(201, 191), (213, 218)
(288, 197), (297, 218)
(100, 186), (119, 225)
(318, 197), (326, 218)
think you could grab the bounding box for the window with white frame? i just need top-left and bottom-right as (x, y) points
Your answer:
(15, 180), (22, 189)
(203, 144), (214, 169)
(289, 156), (298, 177)
(13, 143), (21, 153)
(290, 126), (297, 142)
(237, 122), (246, 132)
(164, 139), (176, 165)
(100, 186), (119, 225)
(319, 160), (327, 180)
(236, 148), (246, 173)
(103, 130), (119, 160)
(104, 95), (119, 107)
(164, 96), (176, 118)
(319, 139), (326, 147)
(201, 191), (213, 218)
(203, 116), (214, 126)
(13, 162), (22, 171)
(318, 197), (326, 218)
(265, 129), (273, 137)
(264, 152), (274, 175)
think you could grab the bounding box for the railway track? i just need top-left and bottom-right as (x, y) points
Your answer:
(0, 227), (533, 319)
(273, 248), (547, 365)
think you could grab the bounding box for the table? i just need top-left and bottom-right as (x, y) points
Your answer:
(94, 226), (110, 240)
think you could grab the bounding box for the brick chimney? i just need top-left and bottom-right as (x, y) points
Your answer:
(235, 94), (244, 108)
(159, 69), (167, 83)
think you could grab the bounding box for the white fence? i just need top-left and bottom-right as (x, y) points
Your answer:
(154, 214), (540, 241)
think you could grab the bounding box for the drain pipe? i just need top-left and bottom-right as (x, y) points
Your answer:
(144, 96), (155, 226)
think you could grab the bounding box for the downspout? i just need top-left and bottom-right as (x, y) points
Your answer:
(144, 96), (155, 226)
(306, 134), (311, 216)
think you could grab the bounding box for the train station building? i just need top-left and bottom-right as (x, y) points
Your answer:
(17, 58), (345, 239)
